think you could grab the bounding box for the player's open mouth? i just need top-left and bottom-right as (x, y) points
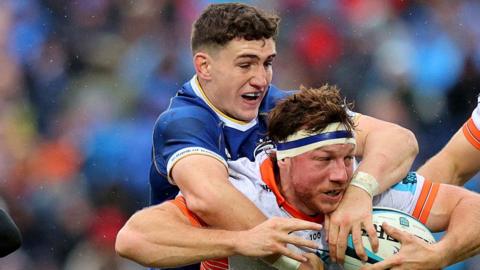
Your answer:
(241, 92), (261, 101)
(324, 190), (342, 197)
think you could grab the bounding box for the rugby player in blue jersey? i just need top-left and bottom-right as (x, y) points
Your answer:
(146, 3), (418, 269)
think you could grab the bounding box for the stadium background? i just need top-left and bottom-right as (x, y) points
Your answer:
(0, 0), (479, 269)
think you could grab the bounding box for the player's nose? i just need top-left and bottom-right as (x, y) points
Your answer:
(329, 159), (349, 183)
(250, 66), (268, 89)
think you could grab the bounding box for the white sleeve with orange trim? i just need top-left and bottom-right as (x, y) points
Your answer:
(373, 172), (440, 224)
(169, 196), (205, 227)
(462, 97), (480, 150)
(169, 197), (230, 270)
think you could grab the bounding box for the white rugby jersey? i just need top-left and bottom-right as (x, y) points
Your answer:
(462, 95), (480, 150)
(171, 152), (440, 270)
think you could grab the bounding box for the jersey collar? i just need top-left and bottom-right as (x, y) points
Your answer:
(189, 76), (258, 131)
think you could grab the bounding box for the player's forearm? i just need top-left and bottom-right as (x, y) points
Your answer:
(116, 205), (239, 267)
(186, 181), (268, 230)
(357, 124), (418, 192)
(417, 153), (458, 185)
(434, 194), (480, 267)
(173, 155), (268, 230)
(419, 129), (480, 186)
(124, 228), (239, 267)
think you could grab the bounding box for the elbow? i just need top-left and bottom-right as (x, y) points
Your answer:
(115, 227), (156, 267)
(184, 192), (219, 220)
(115, 227), (135, 260)
(115, 226), (148, 265)
(392, 124), (419, 157)
(403, 127), (419, 156)
(115, 227), (171, 268)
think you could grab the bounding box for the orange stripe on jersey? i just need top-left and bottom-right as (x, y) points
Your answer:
(463, 118), (480, 150)
(170, 196), (204, 227)
(418, 182), (440, 224)
(171, 197), (228, 269)
(201, 258), (229, 270)
(259, 157), (324, 223)
(412, 181), (432, 219)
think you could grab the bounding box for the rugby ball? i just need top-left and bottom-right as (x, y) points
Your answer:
(343, 207), (436, 270)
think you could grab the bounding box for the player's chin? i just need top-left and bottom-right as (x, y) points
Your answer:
(235, 109), (259, 122)
(316, 200), (342, 215)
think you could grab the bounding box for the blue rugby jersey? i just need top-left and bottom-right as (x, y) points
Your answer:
(149, 75), (290, 204)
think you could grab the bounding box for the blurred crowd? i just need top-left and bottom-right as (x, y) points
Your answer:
(0, 0), (479, 269)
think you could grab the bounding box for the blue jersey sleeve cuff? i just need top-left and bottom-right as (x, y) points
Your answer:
(166, 147), (228, 184)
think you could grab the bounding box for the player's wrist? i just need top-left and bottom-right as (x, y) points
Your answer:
(432, 241), (456, 268)
(230, 230), (252, 256)
(350, 171), (380, 198)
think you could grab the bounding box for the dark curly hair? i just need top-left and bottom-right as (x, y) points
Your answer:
(268, 85), (355, 143)
(191, 3), (280, 53)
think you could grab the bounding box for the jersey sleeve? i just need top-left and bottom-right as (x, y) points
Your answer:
(462, 96), (480, 150)
(152, 106), (227, 185)
(373, 172), (440, 224)
(169, 196), (205, 227)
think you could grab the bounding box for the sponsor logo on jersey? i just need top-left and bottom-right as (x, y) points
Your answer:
(402, 172), (417, 184)
(254, 137), (275, 158)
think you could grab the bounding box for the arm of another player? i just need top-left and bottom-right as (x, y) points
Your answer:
(0, 209), (22, 257)
(115, 201), (322, 267)
(362, 184), (480, 270)
(418, 127), (480, 186)
(328, 114), (418, 264)
(174, 154), (316, 264)
(172, 154), (269, 230)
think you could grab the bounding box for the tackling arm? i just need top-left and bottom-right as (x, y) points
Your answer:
(353, 114), (419, 192)
(172, 154), (267, 230)
(116, 202), (238, 267)
(115, 201), (322, 268)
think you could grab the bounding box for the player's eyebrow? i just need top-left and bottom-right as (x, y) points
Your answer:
(236, 53), (277, 60)
(313, 146), (355, 155)
(236, 54), (260, 60)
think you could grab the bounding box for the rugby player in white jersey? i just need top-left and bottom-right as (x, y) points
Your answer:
(117, 86), (480, 270)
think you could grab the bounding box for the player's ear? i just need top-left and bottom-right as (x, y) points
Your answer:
(194, 52), (212, 80)
(277, 157), (291, 170)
